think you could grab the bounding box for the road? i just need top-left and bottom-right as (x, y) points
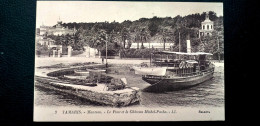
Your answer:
(35, 57), (150, 67)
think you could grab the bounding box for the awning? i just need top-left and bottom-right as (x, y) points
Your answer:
(153, 51), (213, 56)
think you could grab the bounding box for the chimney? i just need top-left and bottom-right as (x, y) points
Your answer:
(187, 40), (191, 53)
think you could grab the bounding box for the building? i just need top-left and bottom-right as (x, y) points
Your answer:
(37, 18), (77, 53)
(84, 46), (98, 58)
(39, 18), (76, 36)
(38, 38), (56, 48)
(199, 12), (214, 38)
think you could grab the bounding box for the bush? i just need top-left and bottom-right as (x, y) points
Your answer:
(101, 49), (117, 56)
(36, 44), (51, 56)
(47, 69), (75, 77)
(120, 48), (154, 58)
(72, 50), (84, 56)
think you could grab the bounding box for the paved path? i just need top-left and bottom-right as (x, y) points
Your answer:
(35, 57), (150, 67)
(35, 56), (224, 68)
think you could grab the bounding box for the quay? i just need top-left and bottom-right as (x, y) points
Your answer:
(34, 63), (141, 107)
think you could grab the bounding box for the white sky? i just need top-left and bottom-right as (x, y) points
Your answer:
(36, 1), (223, 28)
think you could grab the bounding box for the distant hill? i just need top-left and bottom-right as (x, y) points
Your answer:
(47, 11), (223, 54)
(62, 11), (222, 42)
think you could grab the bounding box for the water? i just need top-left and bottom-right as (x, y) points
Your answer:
(34, 64), (224, 108)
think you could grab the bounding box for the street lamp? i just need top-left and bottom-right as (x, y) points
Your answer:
(106, 34), (108, 68)
(179, 31), (181, 52)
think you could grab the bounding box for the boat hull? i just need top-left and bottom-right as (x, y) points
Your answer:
(142, 71), (214, 91)
(133, 66), (167, 76)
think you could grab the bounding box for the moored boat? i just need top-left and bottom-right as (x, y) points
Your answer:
(134, 51), (215, 90)
(133, 66), (167, 76)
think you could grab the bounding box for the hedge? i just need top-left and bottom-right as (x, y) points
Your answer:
(120, 48), (154, 58)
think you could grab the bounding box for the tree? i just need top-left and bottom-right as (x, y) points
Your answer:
(139, 27), (151, 49)
(93, 29), (107, 51)
(156, 27), (174, 50)
(63, 34), (71, 46)
(148, 16), (160, 37)
(109, 30), (122, 51)
(121, 27), (130, 49)
(54, 35), (62, 45)
(42, 11), (223, 57)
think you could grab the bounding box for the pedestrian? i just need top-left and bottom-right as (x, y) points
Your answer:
(102, 57), (104, 64)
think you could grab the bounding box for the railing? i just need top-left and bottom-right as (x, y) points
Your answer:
(142, 60), (215, 77)
(175, 67), (214, 77)
(144, 67), (214, 79)
(151, 61), (180, 67)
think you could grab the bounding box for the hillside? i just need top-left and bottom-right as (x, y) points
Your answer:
(43, 11), (223, 58)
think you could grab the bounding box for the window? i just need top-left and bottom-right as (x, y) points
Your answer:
(203, 25), (205, 30)
(207, 25), (209, 30)
(211, 25), (213, 29)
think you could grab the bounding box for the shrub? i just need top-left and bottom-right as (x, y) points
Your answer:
(47, 69), (75, 77)
(36, 44), (51, 56)
(72, 50), (84, 56)
(120, 48), (154, 58)
(101, 49), (117, 56)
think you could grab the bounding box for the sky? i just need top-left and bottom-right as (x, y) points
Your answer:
(36, 1), (223, 28)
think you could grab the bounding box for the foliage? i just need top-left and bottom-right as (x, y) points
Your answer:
(120, 48), (154, 58)
(71, 50), (84, 56)
(101, 49), (117, 56)
(47, 69), (75, 77)
(36, 43), (50, 56)
(42, 11), (223, 59)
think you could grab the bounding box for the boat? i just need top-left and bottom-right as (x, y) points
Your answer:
(133, 66), (167, 76)
(134, 50), (215, 90)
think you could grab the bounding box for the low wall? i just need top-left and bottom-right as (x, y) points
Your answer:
(35, 78), (140, 107)
(46, 64), (110, 77)
(36, 63), (140, 107)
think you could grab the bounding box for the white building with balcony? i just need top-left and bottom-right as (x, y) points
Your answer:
(199, 12), (214, 38)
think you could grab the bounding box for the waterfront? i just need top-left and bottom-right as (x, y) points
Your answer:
(34, 57), (224, 108)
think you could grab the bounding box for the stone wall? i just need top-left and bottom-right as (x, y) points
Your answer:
(35, 79), (140, 107)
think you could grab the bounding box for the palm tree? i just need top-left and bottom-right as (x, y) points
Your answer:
(140, 28), (151, 49)
(121, 27), (129, 49)
(159, 28), (174, 50)
(134, 29), (141, 49)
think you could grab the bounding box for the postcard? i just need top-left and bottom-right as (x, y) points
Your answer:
(34, 1), (224, 121)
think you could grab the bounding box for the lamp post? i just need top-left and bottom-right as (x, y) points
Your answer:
(179, 31), (181, 52)
(106, 34), (108, 68)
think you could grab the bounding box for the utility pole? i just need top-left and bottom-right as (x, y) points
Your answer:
(163, 38), (165, 51)
(149, 36), (150, 49)
(179, 31), (181, 52)
(217, 32), (220, 62)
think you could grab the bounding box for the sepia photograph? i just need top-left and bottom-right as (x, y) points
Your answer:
(34, 1), (224, 121)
